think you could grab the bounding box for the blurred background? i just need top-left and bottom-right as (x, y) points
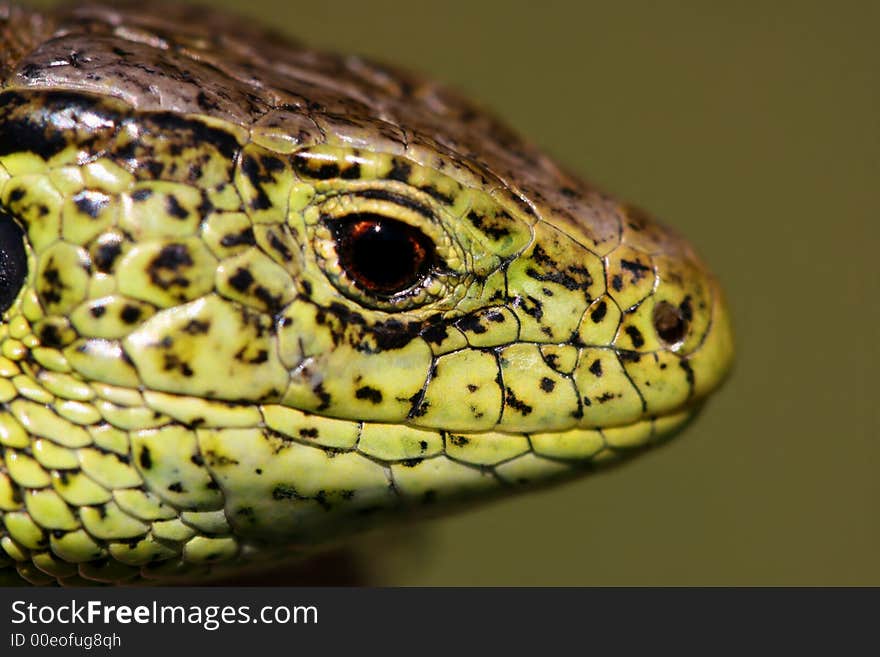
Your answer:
(31, 0), (879, 584)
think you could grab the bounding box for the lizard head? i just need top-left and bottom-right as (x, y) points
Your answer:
(0, 2), (732, 583)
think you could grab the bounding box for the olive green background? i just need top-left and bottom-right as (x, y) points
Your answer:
(31, 0), (878, 584)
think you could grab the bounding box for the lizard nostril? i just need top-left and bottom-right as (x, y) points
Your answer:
(653, 300), (688, 346)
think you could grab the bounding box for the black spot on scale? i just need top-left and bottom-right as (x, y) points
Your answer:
(220, 228), (256, 248)
(147, 244), (193, 289)
(168, 482), (184, 493)
(89, 305), (106, 319)
(530, 245), (555, 268)
(455, 314), (487, 335)
(131, 188), (153, 202)
(625, 325), (645, 348)
(143, 160), (165, 180)
(262, 155), (286, 175)
(449, 435), (469, 447)
(313, 382), (332, 411)
(39, 264), (64, 305)
(407, 390), (429, 418)
(612, 275), (624, 292)
(680, 359), (695, 389)
(680, 295), (694, 322)
(182, 319), (210, 335)
(419, 185), (455, 205)
(228, 267), (254, 292)
(505, 389), (533, 415)
(386, 158), (412, 182)
(236, 506), (256, 524)
(319, 301), (426, 352)
(589, 359), (603, 377)
(340, 161), (361, 179)
(93, 239), (122, 273)
(166, 195), (189, 220)
(39, 324), (63, 348)
(512, 294), (544, 321)
(162, 353), (194, 377)
(620, 258), (651, 283)
(355, 386), (383, 404)
(196, 193), (213, 219)
(120, 305), (141, 325)
(420, 320), (449, 345)
(304, 162), (340, 179)
(249, 350), (269, 364)
(590, 301), (607, 323)
(292, 151), (340, 179)
(138, 446), (152, 470)
(73, 190), (110, 219)
(240, 155), (273, 210)
(266, 230), (293, 262)
(617, 350), (641, 363)
(525, 266), (583, 292)
(272, 484), (302, 501)
(255, 286), (284, 315)
(540, 377), (555, 393)
(465, 210), (512, 241)
(299, 427), (318, 439)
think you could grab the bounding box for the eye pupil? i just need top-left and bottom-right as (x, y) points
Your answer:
(0, 211), (27, 314)
(653, 300), (688, 345)
(332, 213), (433, 297)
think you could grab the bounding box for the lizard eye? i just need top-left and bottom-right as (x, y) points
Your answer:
(0, 211), (28, 315)
(308, 186), (468, 312)
(330, 213), (436, 299)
